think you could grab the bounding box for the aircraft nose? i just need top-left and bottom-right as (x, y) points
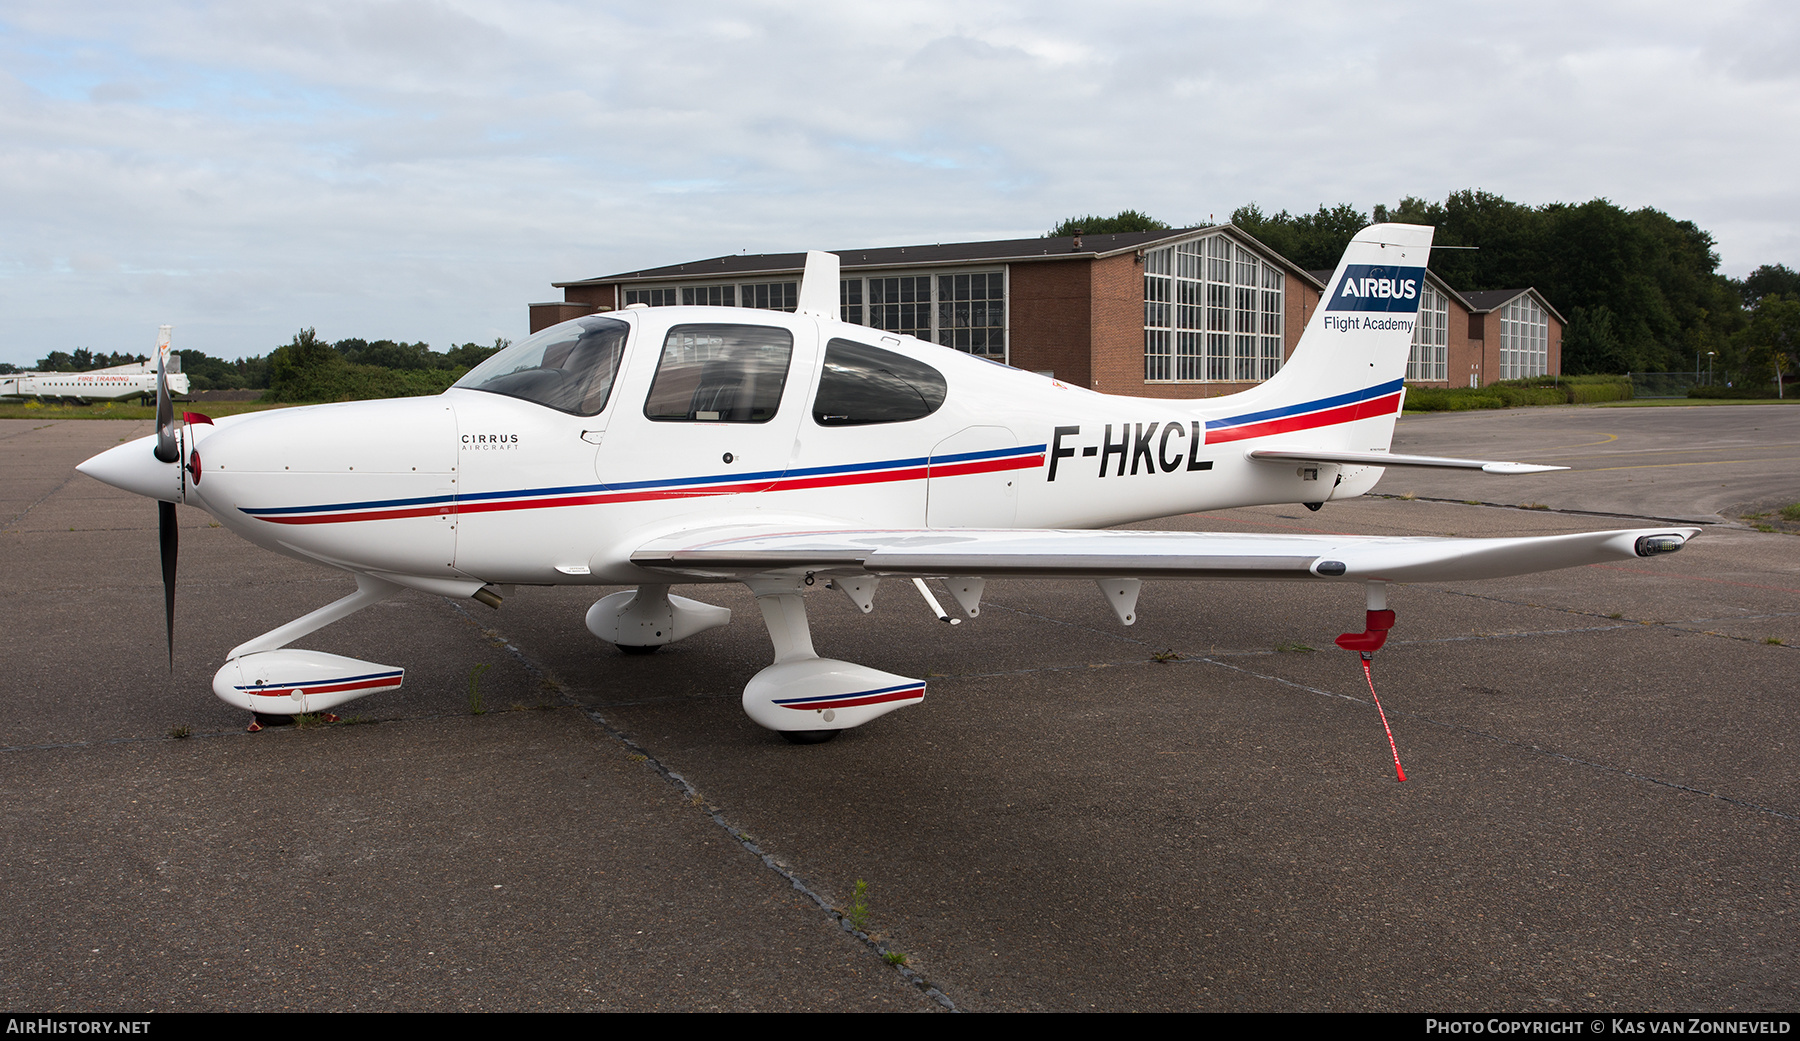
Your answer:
(78, 434), (185, 502)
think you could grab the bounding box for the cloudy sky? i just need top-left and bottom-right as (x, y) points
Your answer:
(2, 0), (1795, 367)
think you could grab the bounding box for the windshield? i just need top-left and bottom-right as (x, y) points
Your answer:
(453, 316), (629, 416)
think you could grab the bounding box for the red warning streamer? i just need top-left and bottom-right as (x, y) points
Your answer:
(1359, 656), (1407, 783)
(1337, 608), (1406, 782)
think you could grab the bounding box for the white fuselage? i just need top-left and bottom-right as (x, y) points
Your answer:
(3, 369), (190, 402)
(181, 305), (1397, 592)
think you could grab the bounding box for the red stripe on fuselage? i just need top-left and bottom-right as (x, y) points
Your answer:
(929, 453), (1045, 479)
(253, 452), (1045, 526)
(1206, 393), (1402, 444)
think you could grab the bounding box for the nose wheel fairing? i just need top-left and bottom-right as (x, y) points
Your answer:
(214, 650), (404, 714)
(207, 573), (410, 717)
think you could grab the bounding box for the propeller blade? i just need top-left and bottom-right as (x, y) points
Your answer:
(159, 500), (177, 667)
(153, 346), (178, 464)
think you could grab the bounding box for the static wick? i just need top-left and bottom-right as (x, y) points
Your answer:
(1359, 654), (1406, 783)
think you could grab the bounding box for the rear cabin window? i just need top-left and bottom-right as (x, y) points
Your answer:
(644, 324), (793, 423)
(812, 338), (947, 425)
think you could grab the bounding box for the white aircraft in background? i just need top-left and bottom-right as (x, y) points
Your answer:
(2, 325), (190, 404)
(79, 226), (1695, 743)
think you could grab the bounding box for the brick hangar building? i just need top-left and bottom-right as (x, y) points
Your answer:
(531, 226), (1562, 397)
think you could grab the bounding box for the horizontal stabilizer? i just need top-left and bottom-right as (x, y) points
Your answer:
(1246, 447), (1565, 474)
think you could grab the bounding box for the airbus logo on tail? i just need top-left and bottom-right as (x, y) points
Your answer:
(1328, 265), (1427, 313)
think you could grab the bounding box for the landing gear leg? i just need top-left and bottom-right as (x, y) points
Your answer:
(742, 577), (926, 742)
(216, 573), (409, 721)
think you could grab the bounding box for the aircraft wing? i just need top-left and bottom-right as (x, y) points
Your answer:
(631, 524), (1697, 585)
(1245, 447), (1565, 474)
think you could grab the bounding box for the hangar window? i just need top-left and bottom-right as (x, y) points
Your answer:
(839, 272), (1006, 361)
(812, 339), (947, 425)
(1409, 283), (1449, 382)
(454, 316), (628, 417)
(936, 272), (1006, 357)
(1500, 295), (1549, 380)
(624, 288), (679, 307)
(1144, 233), (1283, 383)
(618, 271), (1006, 362)
(840, 279), (863, 325)
(622, 282), (791, 311)
(866, 276), (934, 339)
(682, 285), (737, 307)
(644, 324), (793, 423)
(741, 282), (798, 311)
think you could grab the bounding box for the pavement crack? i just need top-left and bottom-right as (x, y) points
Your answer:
(442, 599), (960, 1012)
(0, 421), (62, 441)
(6, 470), (78, 529)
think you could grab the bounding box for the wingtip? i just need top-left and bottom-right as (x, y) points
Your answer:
(1480, 462), (1570, 474)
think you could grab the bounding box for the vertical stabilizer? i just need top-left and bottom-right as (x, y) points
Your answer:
(156, 325), (177, 374)
(1200, 223), (1432, 456)
(795, 251), (840, 318)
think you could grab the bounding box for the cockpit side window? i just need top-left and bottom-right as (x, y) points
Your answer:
(812, 338), (947, 425)
(644, 324), (793, 423)
(452, 316), (628, 417)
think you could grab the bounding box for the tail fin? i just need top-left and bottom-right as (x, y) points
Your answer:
(1202, 223), (1433, 454)
(795, 252), (840, 318)
(156, 324), (177, 374)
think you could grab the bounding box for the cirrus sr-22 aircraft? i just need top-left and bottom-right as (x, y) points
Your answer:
(80, 224), (1695, 744)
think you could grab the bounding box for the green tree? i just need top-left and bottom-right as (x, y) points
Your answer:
(1360, 190), (1747, 374)
(1047, 210), (1171, 237)
(175, 349), (267, 391)
(1231, 203), (1369, 270)
(334, 337), (442, 370)
(444, 338), (508, 369)
(1561, 306), (1628, 375)
(1731, 293), (1800, 393)
(1739, 264), (1800, 307)
(267, 328), (348, 401)
(265, 326), (490, 402)
(34, 348), (146, 371)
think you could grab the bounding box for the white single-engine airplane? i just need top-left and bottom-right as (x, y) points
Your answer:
(4, 325), (190, 404)
(80, 225), (1695, 742)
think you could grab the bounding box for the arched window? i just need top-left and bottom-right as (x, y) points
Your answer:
(1409, 284), (1449, 382)
(1500, 296), (1549, 379)
(1144, 233), (1284, 383)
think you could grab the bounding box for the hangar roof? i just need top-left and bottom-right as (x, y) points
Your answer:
(557, 225), (1325, 289)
